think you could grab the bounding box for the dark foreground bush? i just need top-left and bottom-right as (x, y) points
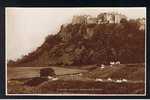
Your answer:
(40, 68), (56, 77)
(24, 77), (48, 86)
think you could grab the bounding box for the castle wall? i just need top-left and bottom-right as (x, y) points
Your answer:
(72, 13), (127, 24)
(87, 17), (97, 24)
(72, 16), (87, 24)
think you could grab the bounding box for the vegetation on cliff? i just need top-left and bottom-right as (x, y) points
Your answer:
(8, 19), (145, 67)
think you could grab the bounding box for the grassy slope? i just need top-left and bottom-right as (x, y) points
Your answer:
(7, 66), (87, 80)
(83, 63), (145, 81)
(7, 63), (145, 94)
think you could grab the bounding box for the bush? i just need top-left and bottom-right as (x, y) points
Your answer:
(40, 68), (56, 77)
(24, 77), (48, 86)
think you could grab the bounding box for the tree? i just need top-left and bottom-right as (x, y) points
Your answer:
(120, 18), (128, 24)
(7, 60), (16, 66)
(40, 68), (56, 77)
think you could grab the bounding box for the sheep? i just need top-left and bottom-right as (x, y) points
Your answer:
(122, 79), (128, 82)
(48, 76), (53, 79)
(95, 78), (103, 82)
(101, 64), (105, 67)
(116, 80), (122, 83)
(101, 66), (105, 69)
(48, 76), (59, 81)
(110, 61), (115, 65)
(115, 61), (120, 64)
(100, 64), (105, 69)
(107, 78), (112, 81)
(52, 77), (59, 81)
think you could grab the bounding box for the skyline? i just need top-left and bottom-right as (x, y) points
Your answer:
(6, 7), (146, 60)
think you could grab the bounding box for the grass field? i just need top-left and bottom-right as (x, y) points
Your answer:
(7, 66), (87, 80)
(7, 63), (145, 95)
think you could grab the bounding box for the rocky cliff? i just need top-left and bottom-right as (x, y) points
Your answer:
(8, 20), (145, 67)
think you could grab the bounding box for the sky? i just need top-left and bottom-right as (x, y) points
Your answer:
(6, 7), (146, 61)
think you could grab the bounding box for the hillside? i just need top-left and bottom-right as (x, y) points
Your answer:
(8, 19), (145, 67)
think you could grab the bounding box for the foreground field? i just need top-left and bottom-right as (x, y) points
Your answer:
(7, 63), (145, 95)
(7, 66), (87, 80)
(8, 80), (144, 94)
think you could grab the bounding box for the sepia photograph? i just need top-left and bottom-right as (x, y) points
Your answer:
(6, 7), (146, 96)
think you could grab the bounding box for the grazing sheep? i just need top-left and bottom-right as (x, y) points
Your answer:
(52, 77), (58, 81)
(122, 79), (128, 82)
(110, 61), (115, 65)
(107, 78), (112, 81)
(100, 64), (105, 69)
(101, 66), (105, 69)
(115, 61), (120, 64)
(101, 64), (105, 67)
(116, 80), (122, 83)
(48, 76), (53, 79)
(95, 78), (103, 82)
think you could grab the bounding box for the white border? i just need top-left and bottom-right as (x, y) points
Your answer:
(5, 7), (147, 96)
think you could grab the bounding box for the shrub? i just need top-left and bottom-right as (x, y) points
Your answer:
(40, 68), (56, 77)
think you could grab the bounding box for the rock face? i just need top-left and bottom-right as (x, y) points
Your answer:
(9, 19), (145, 67)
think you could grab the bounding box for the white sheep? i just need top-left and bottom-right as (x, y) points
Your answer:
(101, 64), (105, 67)
(122, 79), (128, 82)
(110, 61), (115, 65)
(101, 64), (105, 69)
(116, 80), (122, 83)
(101, 66), (105, 69)
(115, 61), (120, 64)
(95, 78), (103, 82)
(52, 77), (59, 81)
(48, 76), (53, 79)
(107, 78), (112, 81)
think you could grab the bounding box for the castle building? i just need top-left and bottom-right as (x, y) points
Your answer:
(87, 17), (98, 24)
(72, 12), (127, 24)
(114, 14), (127, 23)
(72, 15), (87, 24)
(138, 18), (145, 30)
(97, 12), (127, 24)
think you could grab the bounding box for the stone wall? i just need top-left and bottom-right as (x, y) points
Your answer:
(72, 15), (87, 24)
(72, 13), (127, 24)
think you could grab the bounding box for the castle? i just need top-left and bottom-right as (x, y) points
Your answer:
(60, 12), (145, 41)
(72, 12), (127, 24)
(137, 18), (145, 30)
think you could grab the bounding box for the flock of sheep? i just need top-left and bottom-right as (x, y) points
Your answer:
(101, 61), (121, 68)
(95, 78), (128, 83)
(45, 61), (128, 84)
(96, 61), (128, 83)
